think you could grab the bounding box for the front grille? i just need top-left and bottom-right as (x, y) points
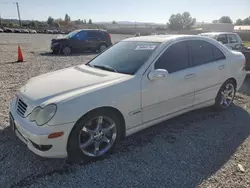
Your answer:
(17, 98), (28, 117)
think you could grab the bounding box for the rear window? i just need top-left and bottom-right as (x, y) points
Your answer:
(86, 41), (160, 75)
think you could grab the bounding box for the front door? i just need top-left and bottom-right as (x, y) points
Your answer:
(72, 31), (89, 52)
(141, 41), (195, 123)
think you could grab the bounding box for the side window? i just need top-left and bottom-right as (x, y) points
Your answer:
(155, 42), (189, 73)
(217, 34), (228, 44)
(213, 46), (226, 60)
(74, 31), (87, 40)
(188, 40), (225, 66)
(88, 31), (101, 39)
(188, 40), (214, 66)
(227, 34), (239, 43)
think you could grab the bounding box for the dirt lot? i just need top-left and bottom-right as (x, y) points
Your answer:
(0, 33), (250, 188)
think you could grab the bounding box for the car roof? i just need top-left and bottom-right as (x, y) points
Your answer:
(123, 35), (213, 43)
(76, 29), (107, 32)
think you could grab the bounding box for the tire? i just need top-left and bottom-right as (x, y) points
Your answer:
(214, 80), (236, 110)
(61, 46), (71, 56)
(67, 109), (122, 164)
(99, 44), (107, 53)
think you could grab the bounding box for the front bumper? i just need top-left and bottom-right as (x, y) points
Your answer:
(9, 98), (75, 158)
(50, 43), (60, 52)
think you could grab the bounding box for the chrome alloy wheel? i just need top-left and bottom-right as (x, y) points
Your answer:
(220, 83), (235, 108)
(78, 116), (117, 157)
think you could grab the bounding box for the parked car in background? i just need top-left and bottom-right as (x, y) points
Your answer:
(14, 29), (22, 33)
(9, 35), (246, 163)
(231, 44), (250, 72)
(0, 28), (3, 32)
(21, 29), (30, 33)
(51, 29), (112, 55)
(3, 27), (13, 33)
(199, 32), (243, 50)
(29, 29), (37, 34)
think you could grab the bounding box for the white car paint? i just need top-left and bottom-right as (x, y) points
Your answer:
(199, 32), (243, 50)
(9, 35), (247, 158)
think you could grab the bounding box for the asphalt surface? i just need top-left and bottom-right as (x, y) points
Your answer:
(0, 33), (250, 188)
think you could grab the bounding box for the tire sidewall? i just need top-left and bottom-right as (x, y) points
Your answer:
(215, 80), (236, 110)
(99, 44), (107, 52)
(67, 110), (122, 163)
(62, 46), (71, 55)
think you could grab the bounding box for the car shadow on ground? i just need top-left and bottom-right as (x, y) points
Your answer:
(1, 103), (250, 187)
(39, 51), (98, 57)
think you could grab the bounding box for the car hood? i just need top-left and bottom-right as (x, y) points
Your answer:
(18, 65), (132, 106)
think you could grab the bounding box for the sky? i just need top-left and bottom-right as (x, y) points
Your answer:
(0, 0), (249, 23)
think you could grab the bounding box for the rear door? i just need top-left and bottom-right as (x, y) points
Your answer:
(87, 31), (103, 50)
(187, 40), (227, 105)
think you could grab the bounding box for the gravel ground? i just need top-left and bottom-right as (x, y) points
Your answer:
(0, 33), (250, 188)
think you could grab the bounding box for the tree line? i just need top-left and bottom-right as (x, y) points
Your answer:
(0, 14), (93, 28)
(46, 14), (93, 28)
(167, 13), (250, 31)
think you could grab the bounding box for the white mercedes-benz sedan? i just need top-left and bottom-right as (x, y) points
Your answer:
(9, 35), (247, 163)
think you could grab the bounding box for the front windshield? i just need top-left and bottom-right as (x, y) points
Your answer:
(65, 30), (79, 38)
(87, 41), (160, 75)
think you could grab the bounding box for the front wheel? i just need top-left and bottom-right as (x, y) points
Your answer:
(214, 80), (236, 110)
(67, 110), (122, 164)
(61, 46), (71, 56)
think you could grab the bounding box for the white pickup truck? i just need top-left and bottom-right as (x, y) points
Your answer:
(199, 32), (243, 50)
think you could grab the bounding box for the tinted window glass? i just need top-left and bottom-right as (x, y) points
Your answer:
(74, 31), (87, 40)
(87, 41), (159, 75)
(188, 40), (215, 66)
(228, 34), (239, 43)
(217, 34), (228, 44)
(155, 42), (189, 73)
(88, 31), (101, 38)
(213, 46), (226, 60)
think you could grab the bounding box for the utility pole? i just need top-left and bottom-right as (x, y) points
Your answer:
(15, 2), (21, 26)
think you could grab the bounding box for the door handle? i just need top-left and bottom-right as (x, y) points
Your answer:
(185, 73), (196, 80)
(218, 65), (226, 70)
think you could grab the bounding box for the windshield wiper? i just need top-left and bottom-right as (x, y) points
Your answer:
(92, 65), (117, 73)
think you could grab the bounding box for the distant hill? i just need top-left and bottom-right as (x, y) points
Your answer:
(95, 21), (165, 26)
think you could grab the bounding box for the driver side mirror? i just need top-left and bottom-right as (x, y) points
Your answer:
(148, 69), (169, 81)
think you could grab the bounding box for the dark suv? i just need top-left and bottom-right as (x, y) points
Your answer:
(51, 29), (112, 55)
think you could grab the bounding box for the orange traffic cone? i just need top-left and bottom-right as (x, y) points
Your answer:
(17, 45), (24, 62)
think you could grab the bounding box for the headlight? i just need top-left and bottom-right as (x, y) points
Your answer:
(29, 104), (57, 126)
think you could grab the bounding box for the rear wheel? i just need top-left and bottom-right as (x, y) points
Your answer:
(67, 110), (122, 164)
(214, 80), (236, 110)
(99, 44), (107, 53)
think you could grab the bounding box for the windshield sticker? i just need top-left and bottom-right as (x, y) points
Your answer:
(135, 45), (156, 50)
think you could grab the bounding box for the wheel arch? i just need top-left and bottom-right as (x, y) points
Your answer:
(72, 106), (126, 139)
(226, 77), (237, 89)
